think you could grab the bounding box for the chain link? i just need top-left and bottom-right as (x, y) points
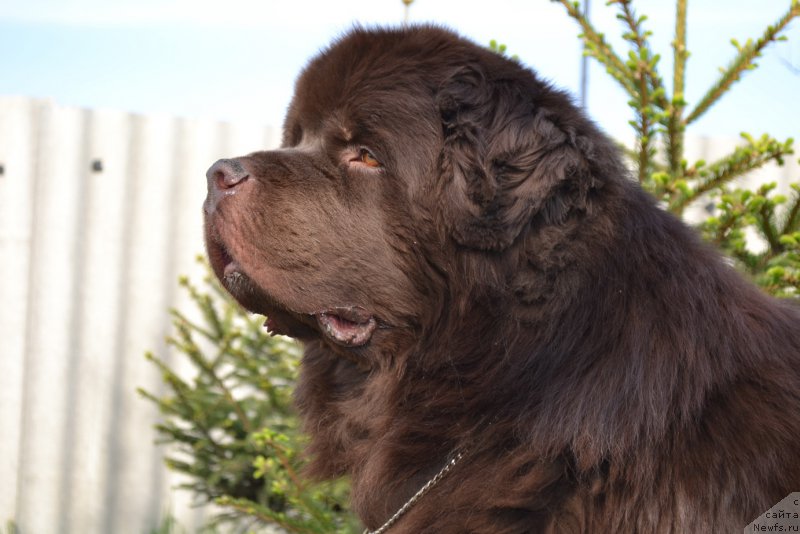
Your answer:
(362, 450), (465, 534)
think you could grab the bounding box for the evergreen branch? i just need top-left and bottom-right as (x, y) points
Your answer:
(277, 453), (306, 496)
(667, 0), (688, 174)
(143, 351), (230, 456)
(621, 2), (652, 182)
(609, 0), (664, 181)
(189, 343), (255, 434)
(613, 0), (670, 112)
(136, 387), (195, 426)
(734, 247), (761, 272)
(170, 288), (256, 434)
(669, 134), (794, 213)
(215, 497), (318, 534)
(257, 431), (308, 493)
(757, 201), (782, 252)
(631, 70), (655, 182)
(168, 308), (216, 344)
(711, 215), (739, 248)
(171, 319), (210, 363)
(685, 1), (800, 125)
(553, 0), (638, 98)
(181, 275), (227, 341)
(144, 351), (193, 398)
(635, 109), (653, 184)
(156, 428), (204, 450)
(782, 185), (800, 236)
(615, 0), (648, 50)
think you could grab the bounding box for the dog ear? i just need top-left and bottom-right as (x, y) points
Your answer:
(436, 63), (603, 251)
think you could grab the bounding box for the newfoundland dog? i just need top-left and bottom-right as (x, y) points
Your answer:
(204, 26), (800, 533)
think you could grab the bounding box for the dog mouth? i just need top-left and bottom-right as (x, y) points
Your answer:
(314, 306), (378, 347)
(206, 235), (298, 328)
(206, 234), (378, 347)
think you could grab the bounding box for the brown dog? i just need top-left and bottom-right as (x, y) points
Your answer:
(204, 26), (800, 533)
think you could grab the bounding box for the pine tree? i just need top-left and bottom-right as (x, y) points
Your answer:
(139, 258), (360, 533)
(555, 0), (800, 295)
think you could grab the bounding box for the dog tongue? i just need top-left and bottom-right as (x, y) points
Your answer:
(315, 307), (377, 346)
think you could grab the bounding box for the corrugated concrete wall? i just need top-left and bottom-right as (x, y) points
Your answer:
(0, 95), (796, 533)
(0, 96), (279, 533)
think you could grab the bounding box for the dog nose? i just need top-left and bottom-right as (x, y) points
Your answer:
(207, 158), (249, 190)
(205, 158), (250, 214)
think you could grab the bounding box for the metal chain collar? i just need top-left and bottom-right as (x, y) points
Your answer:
(362, 449), (466, 534)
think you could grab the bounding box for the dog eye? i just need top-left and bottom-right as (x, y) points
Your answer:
(358, 148), (381, 168)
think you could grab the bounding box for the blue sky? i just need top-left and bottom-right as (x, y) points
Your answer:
(1, 0), (798, 141)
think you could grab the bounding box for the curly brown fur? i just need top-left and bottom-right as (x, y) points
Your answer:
(203, 26), (800, 533)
